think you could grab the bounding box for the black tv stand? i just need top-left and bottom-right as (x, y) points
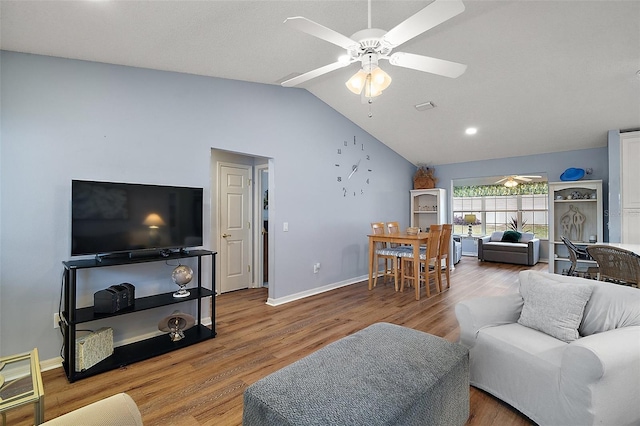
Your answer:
(62, 249), (216, 382)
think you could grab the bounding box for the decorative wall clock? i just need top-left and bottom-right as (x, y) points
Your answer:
(336, 136), (371, 197)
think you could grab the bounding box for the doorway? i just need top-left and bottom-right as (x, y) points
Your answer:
(256, 166), (269, 288)
(211, 149), (271, 296)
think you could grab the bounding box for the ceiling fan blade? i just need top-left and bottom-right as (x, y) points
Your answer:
(495, 177), (508, 184)
(515, 177), (532, 182)
(383, 0), (465, 48)
(281, 61), (348, 87)
(388, 52), (466, 78)
(516, 175), (542, 179)
(284, 17), (357, 50)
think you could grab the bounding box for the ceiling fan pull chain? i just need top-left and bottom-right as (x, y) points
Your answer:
(368, 53), (373, 118)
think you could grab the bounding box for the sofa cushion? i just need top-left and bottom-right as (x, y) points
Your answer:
(518, 273), (594, 342)
(490, 231), (504, 242)
(482, 242), (529, 253)
(580, 281), (640, 335)
(519, 271), (640, 336)
(519, 232), (535, 243)
(501, 230), (521, 242)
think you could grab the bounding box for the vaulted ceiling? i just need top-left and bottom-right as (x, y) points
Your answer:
(1, 0), (639, 166)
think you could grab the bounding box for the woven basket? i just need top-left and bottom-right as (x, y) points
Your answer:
(414, 177), (435, 189)
(406, 227), (419, 235)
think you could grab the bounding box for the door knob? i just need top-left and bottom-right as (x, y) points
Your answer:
(222, 233), (231, 238)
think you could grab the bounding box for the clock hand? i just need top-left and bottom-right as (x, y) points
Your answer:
(347, 159), (361, 180)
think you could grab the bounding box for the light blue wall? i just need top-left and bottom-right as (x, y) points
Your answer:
(434, 146), (610, 255)
(0, 51), (415, 360)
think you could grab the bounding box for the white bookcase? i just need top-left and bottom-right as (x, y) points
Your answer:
(410, 189), (447, 231)
(548, 180), (603, 274)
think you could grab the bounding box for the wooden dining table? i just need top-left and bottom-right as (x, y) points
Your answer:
(368, 232), (430, 300)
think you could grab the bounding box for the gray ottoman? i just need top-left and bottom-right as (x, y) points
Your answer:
(243, 322), (469, 425)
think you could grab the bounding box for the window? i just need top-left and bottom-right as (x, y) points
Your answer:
(453, 183), (548, 238)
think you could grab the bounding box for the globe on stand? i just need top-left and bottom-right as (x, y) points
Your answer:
(172, 265), (193, 298)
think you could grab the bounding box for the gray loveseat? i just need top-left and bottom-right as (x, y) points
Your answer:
(455, 270), (640, 426)
(477, 231), (539, 265)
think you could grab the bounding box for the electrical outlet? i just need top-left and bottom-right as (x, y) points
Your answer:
(313, 263), (321, 274)
(53, 313), (61, 329)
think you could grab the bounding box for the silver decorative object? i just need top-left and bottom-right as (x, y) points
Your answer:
(560, 204), (586, 242)
(158, 310), (196, 342)
(171, 264), (193, 298)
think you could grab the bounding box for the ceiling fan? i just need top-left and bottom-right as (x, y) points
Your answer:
(495, 175), (543, 187)
(281, 0), (467, 96)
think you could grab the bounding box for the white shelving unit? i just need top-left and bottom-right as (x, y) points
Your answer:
(548, 180), (603, 275)
(410, 188), (447, 231)
(410, 188), (449, 269)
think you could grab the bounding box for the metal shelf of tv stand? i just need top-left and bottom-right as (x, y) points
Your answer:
(61, 249), (216, 382)
(64, 287), (214, 324)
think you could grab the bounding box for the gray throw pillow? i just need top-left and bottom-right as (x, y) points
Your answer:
(518, 273), (594, 342)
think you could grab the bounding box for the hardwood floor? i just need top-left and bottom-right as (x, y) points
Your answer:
(9, 258), (544, 425)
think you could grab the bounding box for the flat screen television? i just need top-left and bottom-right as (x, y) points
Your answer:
(71, 180), (203, 257)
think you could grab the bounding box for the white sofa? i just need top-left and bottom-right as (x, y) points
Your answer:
(455, 270), (640, 426)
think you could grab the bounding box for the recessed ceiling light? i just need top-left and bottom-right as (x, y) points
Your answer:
(465, 127), (478, 135)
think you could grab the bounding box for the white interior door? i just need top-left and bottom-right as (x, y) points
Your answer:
(219, 164), (252, 293)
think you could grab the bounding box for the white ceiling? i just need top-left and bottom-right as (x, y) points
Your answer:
(1, 0), (639, 166)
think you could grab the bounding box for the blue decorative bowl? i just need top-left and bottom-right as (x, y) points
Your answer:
(560, 168), (585, 181)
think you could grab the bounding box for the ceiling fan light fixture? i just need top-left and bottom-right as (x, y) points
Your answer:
(370, 67), (392, 90)
(504, 178), (518, 188)
(345, 69), (368, 94)
(346, 67), (391, 97)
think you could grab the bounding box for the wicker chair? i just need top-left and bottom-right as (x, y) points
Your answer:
(561, 236), (599, 279)
(586, 245), (640, 288)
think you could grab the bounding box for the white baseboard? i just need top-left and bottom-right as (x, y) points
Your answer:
(266, 275), (367, 306)
(40, 316), (214, 372)
(41, 356), (63, 372)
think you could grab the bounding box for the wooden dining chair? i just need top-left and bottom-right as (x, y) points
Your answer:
(371, 222), (404, 290)
(586, 245), (640, 288)
(386, 221), (413, 251)
(386, 221), (400, 235)
(437, 224), (453, 290)
(399, 224), (442, 298)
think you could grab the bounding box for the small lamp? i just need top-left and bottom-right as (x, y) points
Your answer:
(464, 214), (477, 236)
(143, 213), (165, 246)
(143, 213), (166, 228)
